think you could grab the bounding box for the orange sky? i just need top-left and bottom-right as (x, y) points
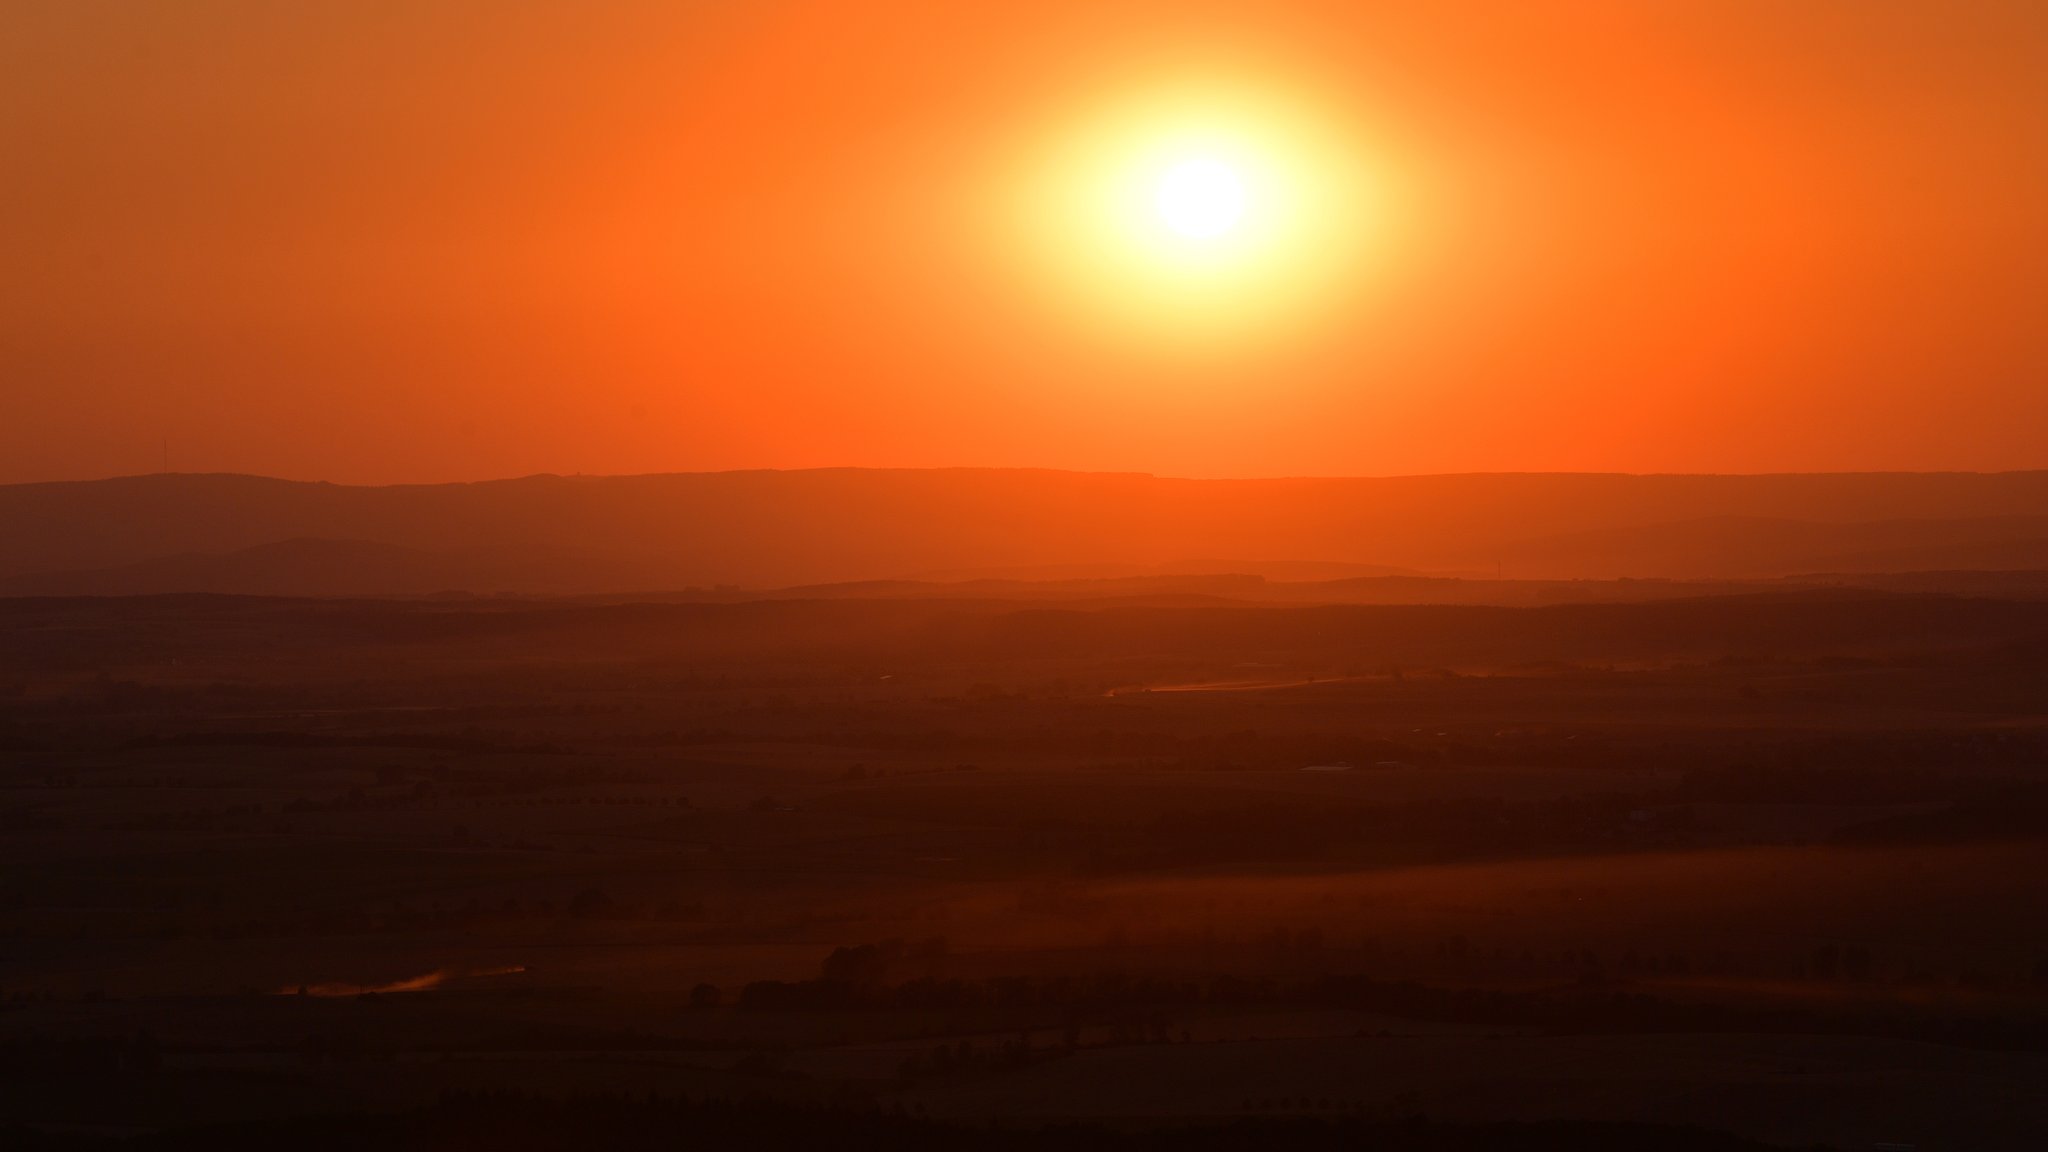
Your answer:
(4, 1), (2047, 484)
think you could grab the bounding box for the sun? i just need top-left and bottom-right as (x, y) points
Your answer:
(1000, 78), (1393, 353)
(1155, 157), (1247, 240)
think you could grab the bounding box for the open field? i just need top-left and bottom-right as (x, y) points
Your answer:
(4, 586), (2047, 1147)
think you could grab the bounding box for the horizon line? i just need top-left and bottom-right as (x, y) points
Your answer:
(11, 464), (2048, 490)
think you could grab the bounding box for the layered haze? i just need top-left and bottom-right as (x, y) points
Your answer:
(5, 469), (2048, 595)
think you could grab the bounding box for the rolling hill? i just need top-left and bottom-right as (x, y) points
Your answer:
(4, 468), (2048, 594)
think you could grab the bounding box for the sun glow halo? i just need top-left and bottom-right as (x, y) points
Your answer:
(1004, 81), (1385, 352)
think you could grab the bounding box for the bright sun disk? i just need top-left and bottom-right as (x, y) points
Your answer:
(1155, 157), (1246, 240)
(1006, 80), (1392, 354)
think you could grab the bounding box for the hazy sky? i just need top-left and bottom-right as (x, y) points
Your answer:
(5, 1), (2047, 483)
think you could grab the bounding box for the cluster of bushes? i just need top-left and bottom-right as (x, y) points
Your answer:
(0, 1032), (160, 1075)
(735, 967), (2048, 1051)
(3, 1091), (1779, 1151)
(1070, 793), (1698, 874)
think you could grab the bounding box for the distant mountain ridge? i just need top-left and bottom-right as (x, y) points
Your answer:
(1489, 514), (2048, 578)
(3, 468), (2047, 594)
(0, 538), (680, 598)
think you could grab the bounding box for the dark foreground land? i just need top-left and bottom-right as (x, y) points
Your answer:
(3, 582), (2048, 1148)
(6, 1095), (1780, 1152)
(5, 1096), (1786, 1152)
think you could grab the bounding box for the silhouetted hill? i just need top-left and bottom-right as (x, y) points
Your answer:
(1808, 535), (2048, 573)
(1487, 514), (2048, 577)
(4, 469), (2048, 594)
(0, 538), (673, 598)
